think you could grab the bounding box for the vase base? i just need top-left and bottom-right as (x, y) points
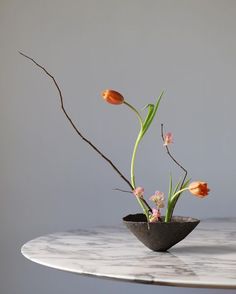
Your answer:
(123, 214), (200, 252)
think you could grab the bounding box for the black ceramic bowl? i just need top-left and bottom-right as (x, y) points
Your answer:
(123, 213), (200, 252)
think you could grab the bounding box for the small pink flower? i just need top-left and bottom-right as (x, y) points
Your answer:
(163, 132), (173, 146)
(149, 208), (161, 223)
(149, 191), (165, 208)
(133, 187), (144, 198)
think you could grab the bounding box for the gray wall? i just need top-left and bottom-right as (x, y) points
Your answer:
(1, 0), (236, 293)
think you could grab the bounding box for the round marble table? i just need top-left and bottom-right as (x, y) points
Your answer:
(21, 218), (236, 289)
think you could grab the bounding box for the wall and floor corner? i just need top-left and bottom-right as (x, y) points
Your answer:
(0, 0), (235, 293)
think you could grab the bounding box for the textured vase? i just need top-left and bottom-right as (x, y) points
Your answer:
(123, 213), (200, 252)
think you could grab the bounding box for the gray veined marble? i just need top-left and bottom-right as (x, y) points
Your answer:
(21, 218), (236, 289)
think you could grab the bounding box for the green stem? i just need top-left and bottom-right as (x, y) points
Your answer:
(136, 197), (150, 220)
(124, 101), (143, 127)
(171, 187), (188, 201)
(124, 101), (151, 221)
(123, 101), (144, 189)
(130, 133), (142, 188)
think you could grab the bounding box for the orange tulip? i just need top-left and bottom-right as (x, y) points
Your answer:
(101, 89), (124, 105)
(189, 181), (210, 198)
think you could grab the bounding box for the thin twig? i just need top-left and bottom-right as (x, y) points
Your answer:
(113, 188), (152, 211)
(161, 123), (187, 188)
(113, 188), (133, 193)
(19, 51), (133, 190)
(142, 199), (152, 212)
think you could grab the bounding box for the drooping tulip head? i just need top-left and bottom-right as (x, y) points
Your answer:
(101, 89), (124, 105)
(189, 181), (210, 198)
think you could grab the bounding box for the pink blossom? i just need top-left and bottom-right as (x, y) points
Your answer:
(149, 191), (165, 208)
(163, 132), (173, 146)
(149, 208), (161, 223)
(133, 187), (144, 198)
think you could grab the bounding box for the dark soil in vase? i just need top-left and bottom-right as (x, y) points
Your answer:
(123, 213), (200, 252)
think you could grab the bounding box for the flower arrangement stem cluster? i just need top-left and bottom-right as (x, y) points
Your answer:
(101, 90), (209, 224)
(165, 178), (190, 222)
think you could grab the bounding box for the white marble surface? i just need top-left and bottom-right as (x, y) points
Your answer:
(21, 218), (236, 289)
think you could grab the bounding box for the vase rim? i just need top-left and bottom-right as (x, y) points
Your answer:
(123, 213), (200, 224)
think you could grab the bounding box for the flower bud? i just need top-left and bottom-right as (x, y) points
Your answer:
(133, 187), (144, 198)
(163, 132), (173, 146)
(189, 181), (210, 198)
(101, 89), (124, 105)
(149, 208), (161, 223)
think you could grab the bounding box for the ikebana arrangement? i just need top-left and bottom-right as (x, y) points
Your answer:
(20, 52), (210, 251)
(102, 89), (210, 224)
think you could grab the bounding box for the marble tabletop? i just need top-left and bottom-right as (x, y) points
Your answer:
(21, 218), (236, 289)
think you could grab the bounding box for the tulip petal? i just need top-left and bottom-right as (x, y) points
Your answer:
(189, 181), (210, 198)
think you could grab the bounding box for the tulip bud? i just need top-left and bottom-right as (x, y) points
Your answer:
(101, 89), (124, 105)
(189, 181), (210, 198)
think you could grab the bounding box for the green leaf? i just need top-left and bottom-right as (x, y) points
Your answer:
(173, 178), (191, 202)
(165, 177), (191, 223)
(173, 178), (182, 195)
(142, 104), (154, 129)
(142, 103), (154, 111)
(168, 174), (173, 205)
(142, 91), (164, 137)
(182, 178), (191, 189)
